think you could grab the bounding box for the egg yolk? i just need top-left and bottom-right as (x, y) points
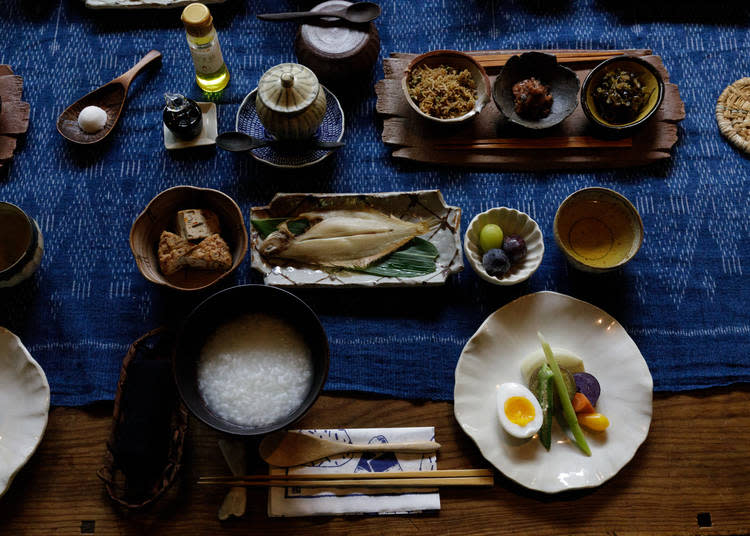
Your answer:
(504, 396), (536, 426)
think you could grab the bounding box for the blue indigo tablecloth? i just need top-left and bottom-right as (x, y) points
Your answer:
(1, 0), (749, 405)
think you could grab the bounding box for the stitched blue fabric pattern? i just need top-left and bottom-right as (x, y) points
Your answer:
(1, 0), (749, 405)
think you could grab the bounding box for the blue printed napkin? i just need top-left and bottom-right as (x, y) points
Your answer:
(268, 428), (439, 517)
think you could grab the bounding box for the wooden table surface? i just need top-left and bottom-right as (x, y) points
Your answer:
(2, 388), (749, 536)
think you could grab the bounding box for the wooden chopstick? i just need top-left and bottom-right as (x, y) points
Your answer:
(198, 477), (493, 488)
(202, 469), (491, 481)
(473, 51), (625, 68)
(433, 136), (633, 150)
(473, 51), (624, 61)
(198, 469), (494, 488)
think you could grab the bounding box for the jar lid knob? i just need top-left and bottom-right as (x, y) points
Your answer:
(280, 73), (295, 88)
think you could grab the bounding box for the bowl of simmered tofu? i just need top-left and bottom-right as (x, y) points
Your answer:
(129, 185), (248, 291)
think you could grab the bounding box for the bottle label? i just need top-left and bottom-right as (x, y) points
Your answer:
(190, 39), (225, 75)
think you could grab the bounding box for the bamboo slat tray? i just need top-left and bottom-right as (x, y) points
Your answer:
(0, 65), (30, 170)
(375, 49), (686, 169)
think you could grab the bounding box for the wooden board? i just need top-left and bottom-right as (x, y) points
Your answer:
(0, 389), (749, 535)
(0, 66), (30, 169)
(375, 49), (686, 169)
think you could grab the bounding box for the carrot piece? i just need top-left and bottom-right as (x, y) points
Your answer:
(572, 392), (595, 414)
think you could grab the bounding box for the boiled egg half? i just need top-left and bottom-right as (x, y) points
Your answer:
(496, 382), (543, 439)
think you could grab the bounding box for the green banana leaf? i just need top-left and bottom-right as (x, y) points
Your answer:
(358, 238), (439, 278)
(251, 218), (309, 238)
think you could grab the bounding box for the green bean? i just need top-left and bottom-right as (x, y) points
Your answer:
(536, 364), (554, 450)
(537, 332), (591, 456)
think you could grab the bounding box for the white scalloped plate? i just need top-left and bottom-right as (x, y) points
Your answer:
(454, 291), (652, 493)
(0, 327), (50, 498)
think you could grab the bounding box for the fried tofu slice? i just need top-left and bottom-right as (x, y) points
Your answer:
(184, 234), (232, 271)
(158, 231), (196, 275)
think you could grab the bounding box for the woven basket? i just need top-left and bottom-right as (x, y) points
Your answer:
(97, 327), (188, 509)
(716, 77), (750, 154)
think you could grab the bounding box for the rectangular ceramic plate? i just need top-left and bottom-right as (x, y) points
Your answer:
(250, 190), (463, 287)
(85, 0), (224, 9)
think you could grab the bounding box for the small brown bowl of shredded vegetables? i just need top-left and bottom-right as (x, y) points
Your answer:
(402, 50), (491, 124)
(581, 55), (664, 132)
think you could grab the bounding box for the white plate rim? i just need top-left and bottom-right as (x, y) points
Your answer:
(0, 327), (50, 498)
(454, 291), (653, 493)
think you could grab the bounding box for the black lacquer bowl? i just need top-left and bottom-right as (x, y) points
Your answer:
(493, 51), (580, 130)
(173, 284), (330, 436)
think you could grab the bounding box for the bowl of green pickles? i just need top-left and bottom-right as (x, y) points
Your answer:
(581, 56), (664, 132)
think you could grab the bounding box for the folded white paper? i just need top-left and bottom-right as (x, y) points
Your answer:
(268, 427), (440, 517)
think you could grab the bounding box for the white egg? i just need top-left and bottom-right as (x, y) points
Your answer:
(77, 105), (108, 134)
(496, 382), (543, 439)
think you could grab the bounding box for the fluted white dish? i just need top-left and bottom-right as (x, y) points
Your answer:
(0, 327), (50, 498)
(464, 207), (544, 285)
(454, 291), (653, 493)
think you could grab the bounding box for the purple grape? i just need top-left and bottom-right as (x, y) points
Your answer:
(502, 234), (527, 263)
(482, 248), (511, 277)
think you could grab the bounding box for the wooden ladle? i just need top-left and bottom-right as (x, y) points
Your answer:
(259, 431), (441, 467)
(56, 50), (162, 144)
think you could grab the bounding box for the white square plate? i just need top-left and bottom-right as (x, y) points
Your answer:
(163, 102), (217, 151)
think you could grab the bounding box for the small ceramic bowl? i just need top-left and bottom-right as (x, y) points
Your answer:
(173, 284), (330, 436)
(129, 186), (248, 291)
(553, 187), (643, 273)
(0, 202), (44, 288)
(580, 56), (664, 132)
(464, 207), (544, 286)
(493, 52), (580, 130)
(402, 50), (491, 124)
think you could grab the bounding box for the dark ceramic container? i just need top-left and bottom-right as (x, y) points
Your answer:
(173, 284), (329, 436)
(493, 51), (580, 130)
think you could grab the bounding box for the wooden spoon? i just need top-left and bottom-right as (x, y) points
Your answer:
(259, 431), (440, 467)
(56, 50), (162, 145)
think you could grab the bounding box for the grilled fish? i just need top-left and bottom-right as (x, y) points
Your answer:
(259, 209), (430, 269)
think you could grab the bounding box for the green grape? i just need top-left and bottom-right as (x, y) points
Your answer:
(479, 224), (504, 253)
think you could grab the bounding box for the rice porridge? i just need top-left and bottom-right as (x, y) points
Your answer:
(197, 313), (314, 427)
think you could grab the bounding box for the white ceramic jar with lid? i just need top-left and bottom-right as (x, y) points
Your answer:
(255, 63), (327, 140)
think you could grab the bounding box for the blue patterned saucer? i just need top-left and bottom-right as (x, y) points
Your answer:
(235, 86), (345, 168)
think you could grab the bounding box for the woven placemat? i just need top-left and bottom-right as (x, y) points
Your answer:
(716, 77), (750, 154)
